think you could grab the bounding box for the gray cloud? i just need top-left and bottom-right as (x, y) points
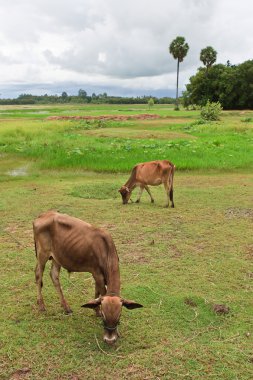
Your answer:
(0, 0), (252, 97)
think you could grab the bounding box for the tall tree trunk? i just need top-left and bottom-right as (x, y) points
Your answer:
(175, 58), (180, 110)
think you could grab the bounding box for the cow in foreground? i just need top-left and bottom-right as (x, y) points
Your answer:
(119, 160), (175, 207)
(33, 211), (143, 344)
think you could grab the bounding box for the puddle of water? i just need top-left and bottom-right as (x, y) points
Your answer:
(7, 166), (28, 177)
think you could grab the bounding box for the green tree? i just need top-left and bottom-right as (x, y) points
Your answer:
(185, 60), (253, 109)
(78, 89), (87, 99)
(169, 36), (189, 110)
(61, 91), (68, 102)
(186, 64), (225, 106)
(200, 46), (217, 72)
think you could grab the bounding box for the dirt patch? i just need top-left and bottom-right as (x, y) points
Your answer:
(225, 208), (253, 219)
(47, 113), (161, 121)
(170, 244), (183, 259)
(7, 166), (29, 177)
(9, 368), (31, 379)
(184, 298), (197, 307)
(245, 244), (253, 260)
(212, 304), (230, 314)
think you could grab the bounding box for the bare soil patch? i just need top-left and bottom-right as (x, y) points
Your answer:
(47, 114), (161, 121)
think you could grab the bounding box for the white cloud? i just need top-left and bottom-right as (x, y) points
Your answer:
(0, 0), (252, 97)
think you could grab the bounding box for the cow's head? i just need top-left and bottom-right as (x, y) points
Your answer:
(82, 295), (143, 344)
(118, 186), (131, 204)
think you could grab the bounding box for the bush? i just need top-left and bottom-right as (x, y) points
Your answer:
(241, 117), (252, 123)
(148, 97), (154, 109)
(200, 101), (223, 121)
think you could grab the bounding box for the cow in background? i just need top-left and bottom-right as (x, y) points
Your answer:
(119, 160), (175, 207)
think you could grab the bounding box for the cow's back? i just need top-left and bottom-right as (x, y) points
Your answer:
(33, 211), (116, 273)
(135, 160), (173, 185)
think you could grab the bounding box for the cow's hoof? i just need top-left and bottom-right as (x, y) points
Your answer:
(151, 199), (154, 203)
(95, 309), (102, 317)
(64, 309), (73, 315)
(37, 300), (46, 312)
(135, 200), (140, 203)
(171, 204), (175, 208)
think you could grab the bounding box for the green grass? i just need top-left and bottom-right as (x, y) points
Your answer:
(0, 105), (253, 173)
(1, 171), (253, 379)
(1, 104), (253, 379)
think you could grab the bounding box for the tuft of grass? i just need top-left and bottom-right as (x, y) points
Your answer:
(69, 182), (119, 199)
(241, 117), (252, 123)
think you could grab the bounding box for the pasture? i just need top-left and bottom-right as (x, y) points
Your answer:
(0, 104), (253, 379)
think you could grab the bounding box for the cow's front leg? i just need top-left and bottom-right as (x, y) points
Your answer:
(94, 274), (106, 317)
(144, 185), (154, 203)
(136, 186), (144, 203)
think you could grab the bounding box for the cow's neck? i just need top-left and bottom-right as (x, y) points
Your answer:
(106, 272), (120, 296)
(105, 249), (121, 296)
(125, 178), (136, 192)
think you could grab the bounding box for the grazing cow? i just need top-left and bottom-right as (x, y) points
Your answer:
(33, 211), (142, 344)
(119, 160), (175, 207)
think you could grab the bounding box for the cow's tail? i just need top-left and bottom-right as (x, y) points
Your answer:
(169, 163), (175, 207)
(33, 223), (38, 258)
(34, 239), (38, 257)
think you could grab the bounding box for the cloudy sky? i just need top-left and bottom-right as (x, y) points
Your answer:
(0, 0), (252, 98)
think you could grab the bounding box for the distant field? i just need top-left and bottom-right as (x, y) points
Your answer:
(0, 104), (253, 379)
(0, 104), (253, 174)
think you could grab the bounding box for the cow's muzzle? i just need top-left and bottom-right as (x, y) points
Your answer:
(103, 327), (119, 345)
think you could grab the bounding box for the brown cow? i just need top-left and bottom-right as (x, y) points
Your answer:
(119, 160), (175, 207)
(33, 211), (142, 344)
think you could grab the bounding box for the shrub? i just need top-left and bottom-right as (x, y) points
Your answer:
(200, 100), (223, 121)
(241, 117), (252, 123)
(148, 97), (154, 109)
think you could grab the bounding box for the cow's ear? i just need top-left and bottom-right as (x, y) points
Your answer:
(81, 298), (101, 309)
(122, 299), (143, 309)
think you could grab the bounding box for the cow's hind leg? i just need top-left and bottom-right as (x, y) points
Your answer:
(35, 259), (47, 312)
(163, 182), (170, 208)
(170, 187), (174, 208)
(163, 182), (174, 208)
(50, 260), (72, 314)
(144, 185), (154, 203)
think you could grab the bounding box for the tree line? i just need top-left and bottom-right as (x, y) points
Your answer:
(169, 36), (253, 110)
(0, 92), (175, 106)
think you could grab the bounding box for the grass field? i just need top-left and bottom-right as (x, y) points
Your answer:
(0, 104), (253, 173)
(0, 104), (253, 379)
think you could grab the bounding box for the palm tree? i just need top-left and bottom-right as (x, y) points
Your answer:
(200, 46), (217, 72)
(169, 36), (189, 110)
